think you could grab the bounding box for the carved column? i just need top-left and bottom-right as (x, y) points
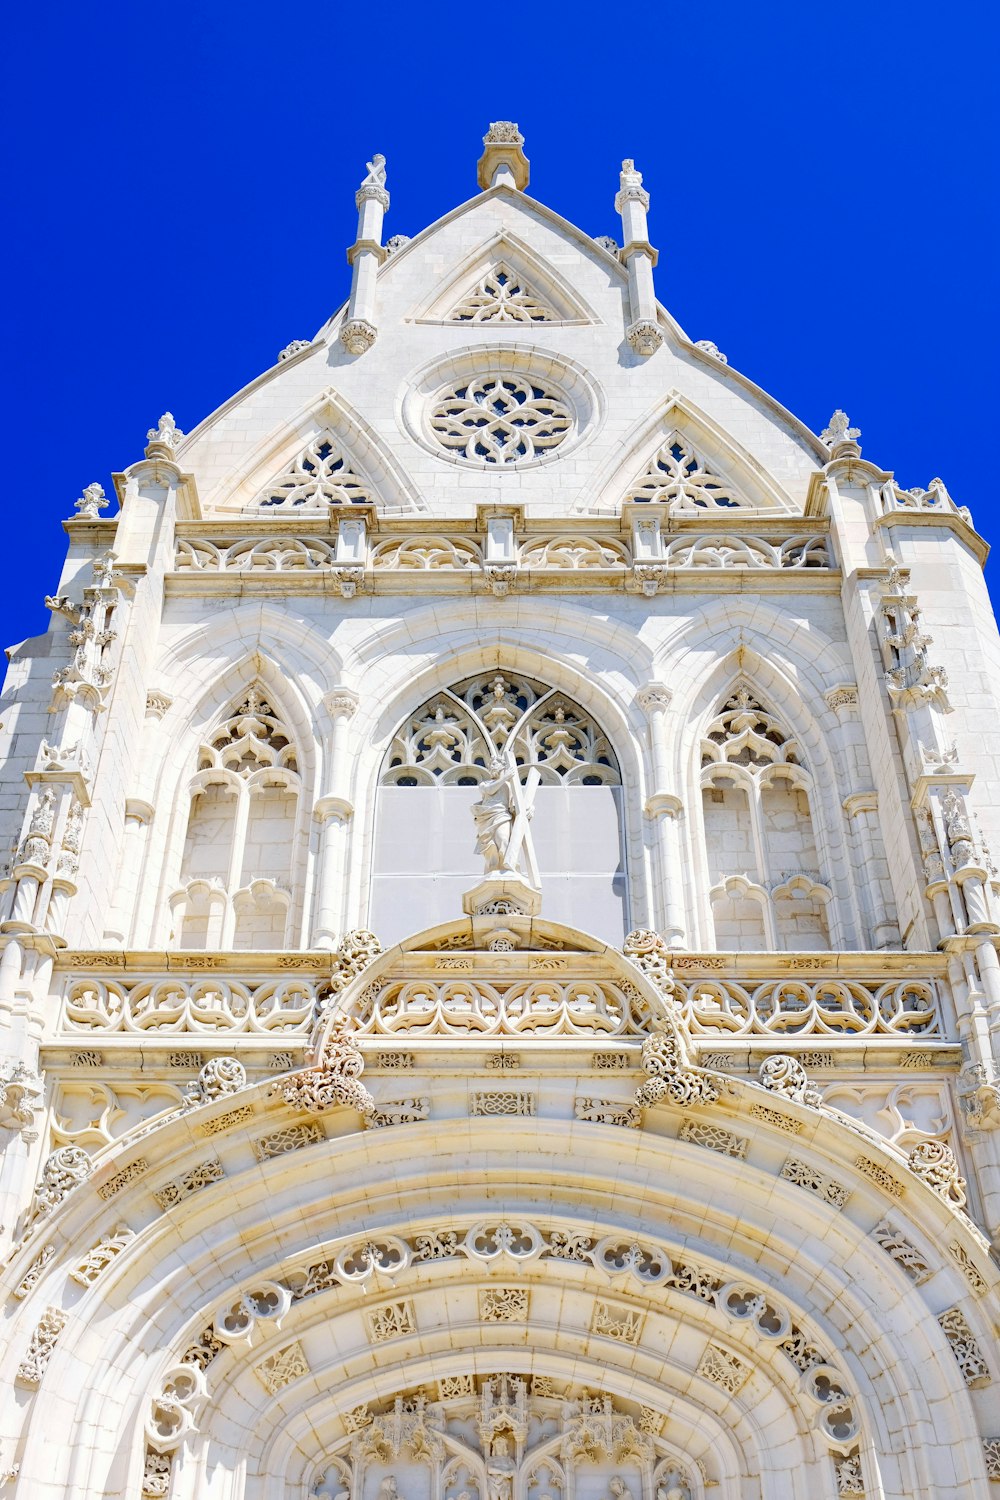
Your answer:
(637, 684), (685, 948)
(842, 793), (898, 948)
(342, 158), (389, 355)
(102, 798), (154, 945)
(615, 160), (662, 356)
(312, 689), (359, 948)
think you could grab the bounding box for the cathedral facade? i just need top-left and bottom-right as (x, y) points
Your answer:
(0, 124), (998, 1497)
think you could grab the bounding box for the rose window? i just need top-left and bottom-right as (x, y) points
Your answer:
(429, 376), (573, 465)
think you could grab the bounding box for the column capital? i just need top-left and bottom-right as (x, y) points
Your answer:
(636, 682), (673, 716)
(323, 687), (360, 721)
(314, 795), (354, 825)
(645, 792), (683, 820)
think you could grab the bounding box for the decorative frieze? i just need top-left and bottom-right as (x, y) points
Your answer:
(369, 1097), (430, 1127)
(12, 1243), (55, 1299)
(749, 1103), (803, 1134)
(199, 1104), (254, 1135)
(479, 1287), (529, 1322)
(470, 1090), (535, 1116)
(854, 1156), (905, 1198)
(575, 1096), (640, 1128)
(948, 1242), (988, 1295)
(96, 1158), (149, 1198)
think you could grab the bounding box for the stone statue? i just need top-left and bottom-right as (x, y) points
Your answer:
(486, 1434), (516, 1500)
(656, 1484), (690, 1500)
(471, 753), (539, 885)
(363, 154), (387, 188)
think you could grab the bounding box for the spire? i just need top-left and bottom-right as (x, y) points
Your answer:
(477, 122), (530, 192)
(342, 155), (390, 356)
(615, 160), (662, 356)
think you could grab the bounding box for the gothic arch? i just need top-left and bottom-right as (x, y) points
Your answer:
(407, 229), (603, 327)
(136, 654), (319, 950)
(584, 393), (798, 514)
(203, 388), (425, 514)
(6, 1015), (994, 1500)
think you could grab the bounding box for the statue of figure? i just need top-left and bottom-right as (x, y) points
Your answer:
(607, 1479), (634, 1500)
(377, 1478), (400, 1500)
(363, 153), (387, 187)
(470, 751), (541, 886)
(486, 1434), (516, 1500)
(656, 1483), (690, 1500)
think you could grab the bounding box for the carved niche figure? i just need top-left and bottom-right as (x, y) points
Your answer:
(471, 754), (539, 884)
(486, 1435), (517, 1500)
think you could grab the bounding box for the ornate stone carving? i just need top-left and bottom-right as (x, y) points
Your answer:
(252, 1122), (324, 1160)
(280, 1021), (374, 1117)
(365, 1299), (416, 1342)
(69, 1225), (136, 1285)
(479, 1286), (528, 1321)
(28, 1144), (91, 1225)
(780, 1158), (849, 1207)
(820, 410), (861, 455)
(872, 1221), (933, 1284)
(451, 264), (556, 323)
(983, 1439), (1000, 1480)
(13, 1242), (55, 1299)
(756, 1054), (823, 1108)
(73, 482), (109, 518)
(183, 1055), (247, 1107)
(277, 339), (311, 361)
(949, 1241), (988, 1295)
(625, 434), (746, 511)
(16, 1306), (66, 1386)
(679, 1118), (748, 1158)
(575, 1096), (640, 1128)
(906, 1139), (967, 1207)
(145, 412), (184, 455)
(936, 1307), (991, 1387)
(385, 234), (410, 254)
(340, 318), (378, 355)
(152, 1157), (224, 1210)
(696, 1342), (749, 1394)
(590, 1298), (644, 1344)
(470, 1090), (535, 1116)
(430, 377), (572, 464)
(626, 319), (663, 356)
(833, 1451), (865, 1495)
(255, 1340), (309, 1393)
(694, 339), (727, 363)
(0, 1061), (42, 1142)
(255, 433), (372, 508)
(141, 1449), (172, 1498)
(484, 563), (518, 596)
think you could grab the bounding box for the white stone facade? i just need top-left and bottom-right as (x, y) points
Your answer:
(0, 124), (997, 1497)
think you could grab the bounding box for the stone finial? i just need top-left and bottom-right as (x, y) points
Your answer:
(821, 409), (862, 458)
(73, 482), (109, 519)
(478, 122), (530, 192)
(145, 412), (184, 458)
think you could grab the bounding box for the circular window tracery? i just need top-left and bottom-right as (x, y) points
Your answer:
(429, 376), (573, 465)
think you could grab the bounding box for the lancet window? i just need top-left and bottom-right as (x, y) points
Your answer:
(253, 434), (372, 508)
(372, 672), (626, 942)
(626, 434), (746, 511)
(449, 264), (557, 323)
(169, 689), (302, 949)
(699, 686), (831, 950)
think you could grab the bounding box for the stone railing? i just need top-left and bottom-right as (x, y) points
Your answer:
(170, 512), (834, 597)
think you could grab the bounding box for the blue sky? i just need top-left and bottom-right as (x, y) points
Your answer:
(3, 1), (997, 651)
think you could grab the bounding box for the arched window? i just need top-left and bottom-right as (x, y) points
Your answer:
(168, 688), (302, 949)
(371, 672), (626, 943)
(699, 686), (831, 951)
